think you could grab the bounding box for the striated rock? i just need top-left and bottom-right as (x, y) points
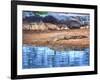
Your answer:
(80, 26), (89, 29)
(45, 23), (60, 30)
(23, 23), (31, 30)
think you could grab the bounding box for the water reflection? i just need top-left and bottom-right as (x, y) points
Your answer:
(22, 45), (89, 69)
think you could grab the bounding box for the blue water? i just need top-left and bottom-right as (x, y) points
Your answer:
(22, 46), (89, 69)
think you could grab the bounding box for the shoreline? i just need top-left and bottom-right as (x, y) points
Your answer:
(23, 28), (89, 49)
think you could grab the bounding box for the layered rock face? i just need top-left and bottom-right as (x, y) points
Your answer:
(23, 22), (70, 31)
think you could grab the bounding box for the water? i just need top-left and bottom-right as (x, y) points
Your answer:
(22, 45), (89, 69)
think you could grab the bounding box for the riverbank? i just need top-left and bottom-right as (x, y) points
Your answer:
(23, 28), (89, 49)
